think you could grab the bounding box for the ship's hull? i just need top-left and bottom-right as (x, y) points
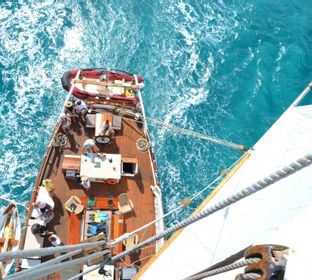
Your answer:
(17, 72), (164, 279)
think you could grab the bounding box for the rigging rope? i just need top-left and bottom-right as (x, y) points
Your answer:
(103, 107), (247, 152)
(90, 106), (246, 152)
(146, 117), (247, 151)
(66, 153), (312, 280)
(238, 272), (262, 279)
(0, 239), (107, 261)
(183, 257), (261, 280)
(111, 174), (219, 245)
(7, 250), (82, 279)
(6, 250), (110, 280)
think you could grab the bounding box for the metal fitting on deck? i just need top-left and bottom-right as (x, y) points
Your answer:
(235, 244), (289, 280)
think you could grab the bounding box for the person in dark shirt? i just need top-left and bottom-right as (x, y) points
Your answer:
(31, 223), (53, 237)
(32, 201), (52, 214)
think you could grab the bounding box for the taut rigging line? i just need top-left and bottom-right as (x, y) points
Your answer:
(146, 117), (247, 151)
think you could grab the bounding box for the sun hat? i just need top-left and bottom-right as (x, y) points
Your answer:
(42, 179), (55, 192)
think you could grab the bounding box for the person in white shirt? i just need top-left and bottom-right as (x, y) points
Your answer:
(74, 100), (88, 118)
(83, 138), (98, 153)
(100, 120), (115, 138)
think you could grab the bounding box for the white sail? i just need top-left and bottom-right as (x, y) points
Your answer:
(206, 206), (312, 280)
(137, 94), (312, 279)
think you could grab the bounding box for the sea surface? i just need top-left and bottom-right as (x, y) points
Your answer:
(0, 0), (311, 227)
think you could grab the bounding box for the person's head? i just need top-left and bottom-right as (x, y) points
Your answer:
(76, 100), (81, 105)
(31, 223), (40, 234)
(42, 179), (55, 192)
(81, 176), (89, 183)
(105, 120), (109, 125)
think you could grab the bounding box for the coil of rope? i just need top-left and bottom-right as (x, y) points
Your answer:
(51, 132), (68, 147)
(136, 138), (150, 152)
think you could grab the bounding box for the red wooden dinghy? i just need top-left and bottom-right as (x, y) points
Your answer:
(61, 68), (144, 104)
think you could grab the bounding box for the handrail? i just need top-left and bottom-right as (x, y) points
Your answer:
(289, 81), (312, 108)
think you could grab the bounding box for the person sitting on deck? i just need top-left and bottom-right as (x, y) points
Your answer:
(100, 120), (115, 138)
(60, 113), (72, 133)
(80, 175), (91, 191)
(74, 100), (88, 118)
(32, 201), (55, 223)
(32, 201), (52, 214)
(83, 138), (99, 153)
(31, 223), (53, 237)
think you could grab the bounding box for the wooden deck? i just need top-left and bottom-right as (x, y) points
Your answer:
(21, 109), (158, 278)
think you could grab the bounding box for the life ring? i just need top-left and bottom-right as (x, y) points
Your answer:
(106, 179), (117, 185)
(136, 138), (150, 152)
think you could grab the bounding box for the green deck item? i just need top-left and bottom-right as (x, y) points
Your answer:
(87, 197), (96, 207)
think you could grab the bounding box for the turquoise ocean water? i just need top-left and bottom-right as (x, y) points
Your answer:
(0, 1), (311, 227)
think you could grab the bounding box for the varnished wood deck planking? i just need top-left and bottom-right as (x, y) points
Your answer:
(42, 116), (157, 271)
